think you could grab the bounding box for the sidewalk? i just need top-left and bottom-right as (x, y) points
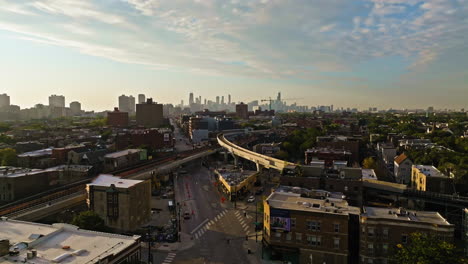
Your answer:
(151, 232), (195, 252)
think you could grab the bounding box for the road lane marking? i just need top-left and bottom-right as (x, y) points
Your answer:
(190, 218), (209, 234)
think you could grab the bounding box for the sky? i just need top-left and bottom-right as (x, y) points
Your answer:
(0, 0), (467, 111)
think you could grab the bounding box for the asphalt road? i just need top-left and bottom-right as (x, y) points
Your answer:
(151, 163), (262, 264)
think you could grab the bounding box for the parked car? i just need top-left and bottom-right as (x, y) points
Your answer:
(247, 196), (255, 203)
(255, 188), (264, 195)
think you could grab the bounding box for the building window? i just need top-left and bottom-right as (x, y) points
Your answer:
(291, 218), (296, 229)
(106, 192), (119, 218)
(275, 232), (282, 239)
(307, 221), (321, 231)
(334, 223), (340, 233)
(296, 233), (302, 241)
(382, 244), (388, 254)
(382, 228), (388, 239)
(333, 238), (340, 249)
(286, 233), (292, 241)
(307, 235), (321, 246)
(368, 243), (374, 254)
(368, 227), (374, 237)
(402, 234), (408, 244)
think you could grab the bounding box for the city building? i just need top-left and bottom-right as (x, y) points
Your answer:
(360, 207), (454, 264)
(69, 101), (81, 115)
(411, 165), (453, 194)
(215, 166), (258, 201)
(17, 148), (54, 169)
(67, 148), (109, 172)
(51, 145), (87, 164)
(377, 142), (397, 166)
(0, 218), (141, 264)
(118, 95), (130, 113)
(128, 95), (135, 114)
(263, 191), (361, 264)
(316, 136), (361, 166)
(253, 143), (281, 157)
(304, 148), (352, 167)
(0, 94), (10, 109)
(138, 94), (145, 104)
(236, 102), (249, 119)
(103, 149), (146, 172)
(0, 165), (92, 203)
(189, 92), (194, 105)
(107, 107), (129, 127)
(115, 128), (174, 151)
(87, 175), (151, 232)
(48, 95), (65, 108)
(136, 98), (164, 128)
(394, 153), (413, 185)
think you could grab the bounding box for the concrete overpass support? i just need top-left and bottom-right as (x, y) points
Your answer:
(256, 163), (263, 172)
(232, 154), (239, 167)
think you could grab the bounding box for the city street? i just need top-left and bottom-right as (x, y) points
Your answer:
(149, 162), (264, 264)
(171, 119), (194, 153)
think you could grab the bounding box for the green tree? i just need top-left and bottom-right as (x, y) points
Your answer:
(71, 211), (108, 232)
(393, 233), (467, 264)
(0, 148), (17, 166)
(363, 157), (377, 170)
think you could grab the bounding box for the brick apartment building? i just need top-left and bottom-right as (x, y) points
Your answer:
(87, 175), (151, 232)
(304, 148), (352, 167)
(115, 128), (174, 151)
(411, 165), (454, 194)
(360, 207), (454, 264)
(136, 98), (164, 128)
(107, 107), (129, 127)
(263, 192), (361, 264)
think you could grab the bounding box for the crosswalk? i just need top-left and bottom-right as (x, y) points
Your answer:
(162, 252), (176, 264)
(234, 210), (251, 234)
(193, 209), (228, 240)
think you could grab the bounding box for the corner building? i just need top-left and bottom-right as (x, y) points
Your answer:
(263, 192), (361, 264)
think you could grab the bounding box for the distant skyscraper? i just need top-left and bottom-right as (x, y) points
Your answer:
(221, 96), (224, 105)
(199, 96), (202, 104)
(427, 106), (434, 113)
(181, 100), (184, 107)
(70, 101), (81, 115)
(128, 95), (136, 114)
(0, 94), (10, 109)
(204, 99), (207, 105)
(138, 94), (146, 104)
(228, 94), (231, 105)
(189, 93), (194, 105)
(49, 95), (65, 108)
(277, 92), (281, 102)
(216, 96), (220, 105)
(119, 95), (130, 113)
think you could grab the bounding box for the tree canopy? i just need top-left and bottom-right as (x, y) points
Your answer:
(393, 233), (467, 264)
(71, 211), (108, 232)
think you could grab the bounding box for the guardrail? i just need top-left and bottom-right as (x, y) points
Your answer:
(217, 133), (295, 171)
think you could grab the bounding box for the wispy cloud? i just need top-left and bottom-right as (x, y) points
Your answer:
(0, 0), (467, 83)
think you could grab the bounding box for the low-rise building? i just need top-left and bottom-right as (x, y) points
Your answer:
(107, 107), (129, 127)
(0, 165), (92, 203)
(263, 191), (361, 264)
(103, 149), (146, 172)
(115, 128), (174, 151)
(253, 143), (281, 157)
(305, 148), (352, 167)
(360, 207), (454, 264)
(87, 175), (151, 232)
(0, 218), (141, 264)
(394, 153), (413, 185)
(411, 165), (453, 194)
(215, 166), (258, 201)
(17, 148), (54, 169)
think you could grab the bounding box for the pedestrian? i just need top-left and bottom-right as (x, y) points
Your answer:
(244, 211), (247, 217)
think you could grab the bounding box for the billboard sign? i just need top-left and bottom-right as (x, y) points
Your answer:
(270, 208), (291, 231)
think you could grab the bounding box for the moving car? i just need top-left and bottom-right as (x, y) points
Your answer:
(183, 211), (191, 219)
(247, 196), (255, 203)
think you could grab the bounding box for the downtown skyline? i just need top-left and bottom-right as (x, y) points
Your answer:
(0, 0), (467, 111)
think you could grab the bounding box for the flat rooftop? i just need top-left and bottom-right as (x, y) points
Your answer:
(0, 219), (139, 264)
(104, 149), (141, 159)
(88, 174), (143, 188)
(362, 169), (377, 180)
(17, 148), (53, 158)
(266, 192), (360, 216)
(216, 167), (257, 187)
(413, 165), (446, 178)
(0, 167), (43, 178)
(362, 206), (452, 226)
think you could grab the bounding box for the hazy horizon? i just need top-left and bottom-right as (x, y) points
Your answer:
(1, 0), (467, 111)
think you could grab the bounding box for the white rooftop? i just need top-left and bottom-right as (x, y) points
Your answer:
(266, 192), (360, 216)
(362, 206), (452, 225)
(0, 219), (139, 264)
(104, 149), (140, 159)
(362, 169), (377, 180)
(88, 174), (142, 188)
(414, 165), (446, 178)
